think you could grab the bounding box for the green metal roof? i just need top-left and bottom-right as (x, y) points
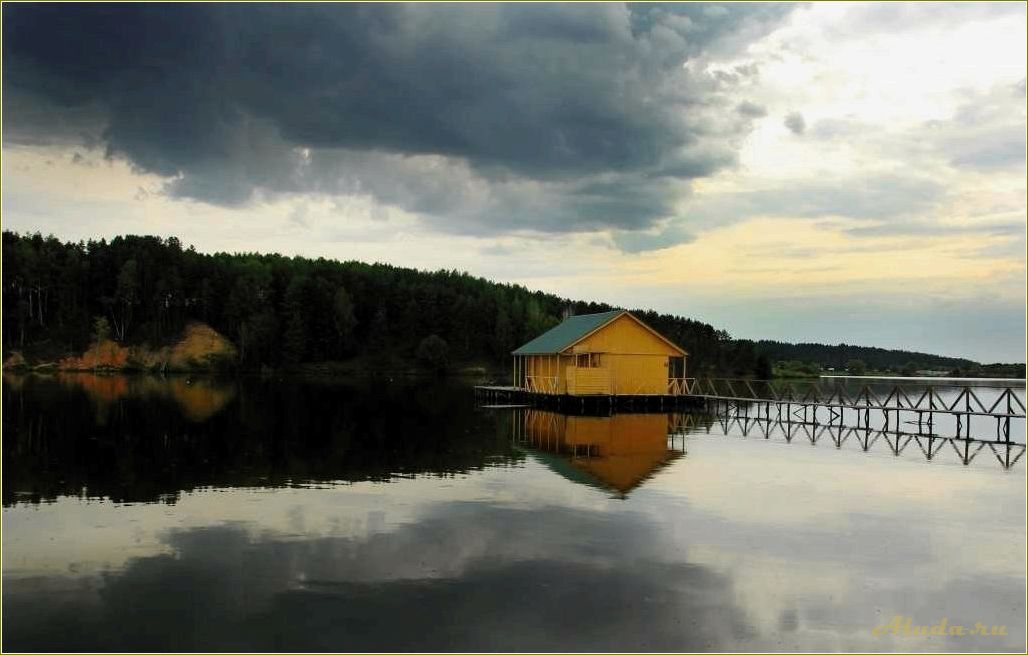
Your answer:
(512, 310), (624, 355)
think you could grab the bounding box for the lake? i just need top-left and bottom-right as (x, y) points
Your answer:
(2, 373), (1025, 652)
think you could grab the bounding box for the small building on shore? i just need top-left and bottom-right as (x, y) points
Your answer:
(512, 310), (687, 396)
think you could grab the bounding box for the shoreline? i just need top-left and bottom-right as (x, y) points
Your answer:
(2, 363), (505, 380)
(820, 374), (1028, 383)
(6, 368), (1026, 383)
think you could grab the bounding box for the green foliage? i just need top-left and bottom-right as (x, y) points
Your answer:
(4, 230), (936, 377)
(369, 306), (389, 352)
(416, 334), (450, 374)
(949, 362), (1026, 378)
(756, 339), (977, 373)
(92, 316), (111, 345)
(282, 275), (309, 366)
(845, 358), (867, 376)
(755, 353), (772, 380)
(332, 286), (358, 354)
(773, 360), (822, 378)
(493, 306), (513, 360)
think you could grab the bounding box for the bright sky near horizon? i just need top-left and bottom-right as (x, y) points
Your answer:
(2, 2), (1025, 362)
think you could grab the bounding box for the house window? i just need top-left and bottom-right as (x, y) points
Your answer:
(576, 353), (602, 367)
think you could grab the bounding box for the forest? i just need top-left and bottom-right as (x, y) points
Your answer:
(755, 340), (974, 372)
(756, 341), (1025, 378)
(2, 232), (758, 375)
(4, 232), (1019, 378)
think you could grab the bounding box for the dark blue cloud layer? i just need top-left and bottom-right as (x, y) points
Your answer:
(3, 3), (790, 234)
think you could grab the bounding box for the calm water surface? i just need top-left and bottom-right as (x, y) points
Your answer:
(2, 374), (1025, 652)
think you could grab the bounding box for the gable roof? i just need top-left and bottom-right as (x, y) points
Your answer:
(512, 310), (623, 355)
(512, 310), (687, 356)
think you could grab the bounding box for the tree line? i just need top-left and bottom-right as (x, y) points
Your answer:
(755, 339), (976, 371)
(8, 232), (1014, 377)
(755, 340), (1023, 376)
(3, 231), (763, 375)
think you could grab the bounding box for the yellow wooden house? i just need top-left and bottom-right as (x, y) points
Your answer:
(512, 310), (688, 396)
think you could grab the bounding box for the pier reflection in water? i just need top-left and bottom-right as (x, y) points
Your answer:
(670, 410), (1026, 469)
(508, 404), (1023, 500)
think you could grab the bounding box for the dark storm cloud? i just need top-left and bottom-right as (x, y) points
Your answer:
(2, 2), (793, 239)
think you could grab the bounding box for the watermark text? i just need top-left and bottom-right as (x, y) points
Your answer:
(872, 616), (1007, 637)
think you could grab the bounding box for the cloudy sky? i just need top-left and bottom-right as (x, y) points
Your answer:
(3, 2), (1025, 362)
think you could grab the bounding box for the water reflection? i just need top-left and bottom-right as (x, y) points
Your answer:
(3, 375), (1025, 652)
(672, 412), (1026, 469)
(514, 410), (684, 497)
(4, 504), (752, 652)
(56, 372), (238, 422)
(2, 374), (519, 506)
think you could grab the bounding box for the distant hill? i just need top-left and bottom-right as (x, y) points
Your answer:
(756, 340), (973, 370)
(756, 340), (1025, 377)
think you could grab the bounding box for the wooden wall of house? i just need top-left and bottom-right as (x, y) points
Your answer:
(517, 313), (688, 396)
(571, 314), (681, 356)
(564, 314), (682, 395)
(607, 354), (669, 395)
(566, 366), (612, 395)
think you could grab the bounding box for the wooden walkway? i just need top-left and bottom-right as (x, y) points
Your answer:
(684, 378), (1025, 418)
(476, 377), (1026, 440)
(474, 385), (703, 411)
(688, 378), (1025, 443)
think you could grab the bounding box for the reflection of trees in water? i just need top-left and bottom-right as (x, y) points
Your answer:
(2, 375), (520, 506)
(53, 373), (237, 423)
(2, 506), (751, 652)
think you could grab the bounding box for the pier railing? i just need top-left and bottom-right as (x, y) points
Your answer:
(477, 378), (1026, 438)
(689, 378), (1025, 443)
(667, 377), (693, 395)
(686, 378), (1026, 418)
(525, 375), (560, 394)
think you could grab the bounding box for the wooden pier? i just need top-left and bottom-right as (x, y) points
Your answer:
(474, 384), (704, 412)
(476, 377), (1026, 441)
(686, 378), (1026, 443)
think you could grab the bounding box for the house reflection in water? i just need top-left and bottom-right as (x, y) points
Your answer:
(513, 410), (686, 497)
